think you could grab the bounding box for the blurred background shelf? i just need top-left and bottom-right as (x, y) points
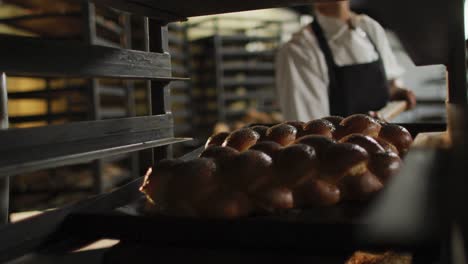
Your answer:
(9, 111), (87, 123)
(222, 61), (275, 71)
(190, 17), (282, 139)
(2, 0), (79, 12)
(167, 22), (194, 155)
(0, 12), (82, 38)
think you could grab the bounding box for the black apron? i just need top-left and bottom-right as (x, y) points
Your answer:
(310, 19), (390, 117)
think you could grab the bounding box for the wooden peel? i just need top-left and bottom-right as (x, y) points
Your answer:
(377, 101), (452, 148)
(377, 101), (408, 122)
(413, 132), (451, 148)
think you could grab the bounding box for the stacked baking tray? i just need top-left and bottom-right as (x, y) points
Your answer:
(0, 1), (143, 202)
(0, 0), (191, 250)
(168, 22), (192, 138)
(190, 18), (281, 138)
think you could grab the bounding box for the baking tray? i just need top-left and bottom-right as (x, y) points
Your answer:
(57, 122), (444, 253)
(61, 176), (438, 254)
(59, 147), (369, 252)
(63, 196), (372, 250)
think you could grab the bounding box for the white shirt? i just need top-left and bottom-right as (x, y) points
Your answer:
(276, 13), (405, 121)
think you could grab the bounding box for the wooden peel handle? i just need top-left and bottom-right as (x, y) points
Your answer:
(377, 101), (407, 122)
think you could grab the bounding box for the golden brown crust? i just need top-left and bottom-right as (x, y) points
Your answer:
(167, 158), (218, 210)
(205, 132), (231, 149)
(200, 146), (239, 169)
(295, 135), (336, 160)
(322, 143), (369, 182)
(374, 137), (399, 155)
(322, 116), (344, 127)
(339, 134), (385, 155)
(333, 124), (347, 140)
(346, 252), (384, 264)
(340, 114), (382, 138)
(266, 124), (298, 146)
(283, 121), (306, 138)
(275, 144), (318, 188)
(139, 159), (183, 209)
(338, 171), (383, 201)
(294, 179), (341, 207)
(378, 124), (413, 156)
(368, 152), (402, 183)
(141, 117), (412, 219)
(249, 141), (282, 159)
(303, 119), (336, 138)
(250, 125), (270, 141)
(223, 150), (274, 193)
(223, 128), (260, 152)
(346, 251), (412, 264)
(252, 185), (294, 213)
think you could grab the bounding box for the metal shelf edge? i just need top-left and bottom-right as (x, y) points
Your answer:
(0, 34), (173, 80)
(0, 137), (191, 178)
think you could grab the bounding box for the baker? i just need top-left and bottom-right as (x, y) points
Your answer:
(276, 0), (416, 121)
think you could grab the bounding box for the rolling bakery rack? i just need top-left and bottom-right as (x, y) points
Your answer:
(190, 17), (282, 138)
(166, 22), (197, 155)
(0, 0), (467, 263)
(0, 0), (143, 207)
(167, 22), (192, 138)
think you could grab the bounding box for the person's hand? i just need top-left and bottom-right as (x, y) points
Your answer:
(367, 111), (379, 119)
(367, 111), (388, 123)
(390, 88), (417, 110)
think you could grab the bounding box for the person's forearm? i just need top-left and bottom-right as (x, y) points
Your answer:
(388, 79), (417, 110)
(388, 79), (402, 96)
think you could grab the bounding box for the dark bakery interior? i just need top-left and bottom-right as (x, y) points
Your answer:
(0, 0), (467, 263)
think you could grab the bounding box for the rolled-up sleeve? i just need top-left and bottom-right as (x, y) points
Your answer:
(275, 40), (330, 121)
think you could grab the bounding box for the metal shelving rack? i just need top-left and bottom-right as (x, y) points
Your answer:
(168, 22), (192, 138)
(0, 0), (189, 225)
(0, 1), (85, 127)
(0, 0), (466, 263)
(190, 17), (281, 137)
(0, 1), (143, 202)
(82, 1), (141, 194)
(167, 22), (197, 155)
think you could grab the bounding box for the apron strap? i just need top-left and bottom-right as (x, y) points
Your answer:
(311, 17), (385, 67)
(310, 19), (338, 100)
(359, 27), (389, 84)
(310, 19), (340, 115)
(310, 17), (389, 115)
